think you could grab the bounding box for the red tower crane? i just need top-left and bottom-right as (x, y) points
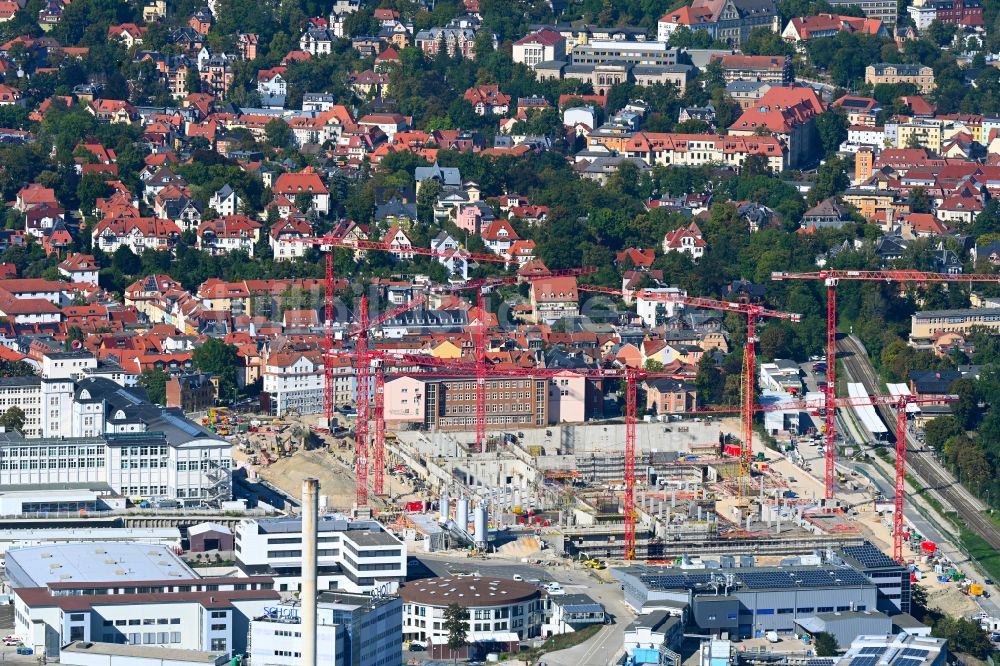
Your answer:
(579, 285), (802, 507)
(302, 231), (593, 508)
(373, 348), (682, 559)
(433, 268), (596, 451)
(344, 295), (428, 504)
(309, 237), (514, 430)
(771, 269), (1000, 500)
(742, 392), (956, 562)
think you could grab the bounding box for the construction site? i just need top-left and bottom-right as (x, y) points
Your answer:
(226, 242), (1000, 628)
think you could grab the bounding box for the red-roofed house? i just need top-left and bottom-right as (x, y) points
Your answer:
(16, 184), (57, 212)
(58, 253), (99, 283)
(512, 28), (566, 69)
(374, 46), (401, 71)
(463, 85), (511, 116)
(92, 217), (181, 255)
(0, 2), (20, 21)
(0, 83), (21, 106)
(616, 247), (656, 269)
(529, 276), (579, 324)
(509, 205), (549, 225)
(663, 222), (706, 259)
(781, 13), (884, 42)
(272, 169), (330, 214)
(712, 54), (792, 83)
(88, 99), (136, 124)
(507, 239), (536, 266)
(900, 212), (951, 238)
(481, 219), (519, 255)
(729, 86), (824, 168)
(270, 218), (313, 262)
(197, 215), (262, 256)
(900, 96), (936, 117)
(383, 225), (414, 259)
(108, 22), (146, 47)
(936, 194), (982, 225)
(657, 5), (716, 40)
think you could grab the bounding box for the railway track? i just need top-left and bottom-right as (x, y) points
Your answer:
(838, 335), (1000, 553)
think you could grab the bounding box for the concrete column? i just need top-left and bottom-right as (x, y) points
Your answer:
(301, 478), (319, 666)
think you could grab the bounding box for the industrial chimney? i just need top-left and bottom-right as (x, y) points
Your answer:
(301, 478), (319, 666)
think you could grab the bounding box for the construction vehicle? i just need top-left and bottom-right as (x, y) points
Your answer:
(969, 583), (985, 597)
(583, 559), (607, 570)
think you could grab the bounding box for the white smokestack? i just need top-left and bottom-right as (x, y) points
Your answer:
(301, 478), (319, 666)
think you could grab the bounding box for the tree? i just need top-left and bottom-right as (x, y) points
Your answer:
(192, 338), (240, 400)
(265, 118), (293, 148)
(0, 359), (37, 377)
(111, 246), (142, 276)
(815, 110), (848, 158)
(138, 368), (169, 406)
(0, 405), (25, 432)
(933, 616), (991, 657)
(908, 187), (932, 214)
(923, 415), (965, 452)
(814, 632), (839, 656)
(443, 603), (468, 661)
(743, 27), (793, 56)
(696, 353), (722, 405)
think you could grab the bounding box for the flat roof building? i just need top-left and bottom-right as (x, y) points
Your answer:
(795, 610), (893, 648)
(248, 592), (403, 666)
(8, 543), (276, 660)
(837, 633), (947, 666)
(616, 564), (879, 638)
(61, 641), (229, 665)
(399, 576), (545, 642)
(235, 514), (406, 595)
(6, 542), (197, 588)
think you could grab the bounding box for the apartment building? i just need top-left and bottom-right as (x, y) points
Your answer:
(865, 63), (935, 93)
(530, 276), (580, 324)
(234, 516), (406, 594)
(910, 307), (1000, 343)
(383, 375), (551, 430)
(261, 351), (327, 417)
(713, 54), (791, 83)
(828, 0), (898, 22)
(623, 132), (786, 173)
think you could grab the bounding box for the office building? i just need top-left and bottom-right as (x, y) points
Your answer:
(248, 593), (403, 666)
(0, 377), (231, 505)
(570, 41), (684, 67)
(61, 642), (230, 666)
(234, 515), (406, 594)
(836, 543), (912, 614)
(399, 576), (546, 643)
(616, 564), (879, 637)
(7, 543), (277, 659)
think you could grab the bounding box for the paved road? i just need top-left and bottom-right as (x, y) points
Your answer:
(837, 335), (1000, 566)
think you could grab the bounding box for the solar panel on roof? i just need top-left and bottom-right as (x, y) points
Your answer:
(895, 658), (924, 666)
(860, 647), (887, 655)
(842, 544), (898, 569)
(900, 649), (928, 658)
(850, 656), (878, 666)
